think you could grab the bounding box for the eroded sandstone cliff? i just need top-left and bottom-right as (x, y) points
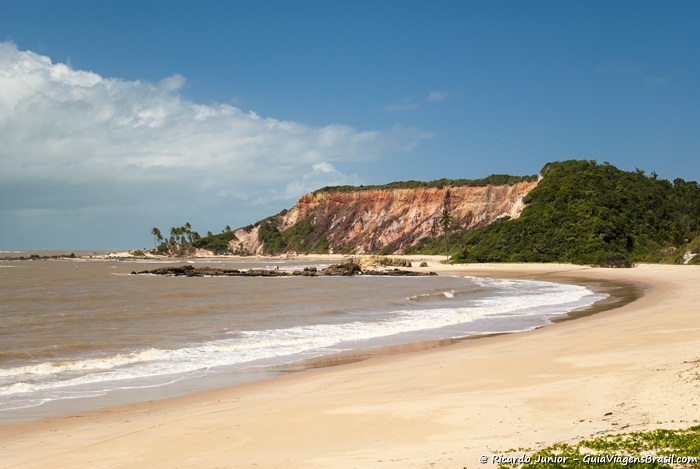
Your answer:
(231, 179), (539, 255)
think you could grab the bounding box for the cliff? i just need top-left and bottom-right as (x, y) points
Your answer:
(152, 160), (700, 265)
(231, 179), (539, 255)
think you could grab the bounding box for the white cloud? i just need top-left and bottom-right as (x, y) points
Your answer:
(385, 91), (451, 112)
(0, 42), (428, 200)
(426, 91), (450, 102)
(159, 74), (186, 92)
(383, 97), (420, 113)
(0, 42), (431, 247)
(284, 162), (360, 199)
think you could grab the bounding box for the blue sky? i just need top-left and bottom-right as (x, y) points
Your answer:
(1, 0), (698, 249)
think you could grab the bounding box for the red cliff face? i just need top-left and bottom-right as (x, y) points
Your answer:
(232, 180), (538, 254)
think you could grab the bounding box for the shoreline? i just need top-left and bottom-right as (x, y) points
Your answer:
(1, 262), (698, 468)
(277, 273), (645, 373)
(0, 258), (629, 425)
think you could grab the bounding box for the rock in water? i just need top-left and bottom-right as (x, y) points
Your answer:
(132, 261), (435, 277)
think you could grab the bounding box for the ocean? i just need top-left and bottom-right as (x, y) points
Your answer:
(0, 255), (608, 423)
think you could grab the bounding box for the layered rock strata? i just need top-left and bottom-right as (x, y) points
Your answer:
(230, 180), (538, 255)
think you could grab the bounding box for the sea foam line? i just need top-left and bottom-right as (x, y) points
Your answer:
(0, 279), (605, 397)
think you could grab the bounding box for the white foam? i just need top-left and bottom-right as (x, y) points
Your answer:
(0, 278), (606, 402)
(0, 349), (168, 379)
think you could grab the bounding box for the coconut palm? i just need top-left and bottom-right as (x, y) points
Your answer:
(151, 227), (163, 249)
(183, 222), (193, 244)
(439, 208), (454, 262)
(170, 227), (180, 247)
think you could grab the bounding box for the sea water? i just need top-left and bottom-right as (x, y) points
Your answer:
(0, 256), (607, 422)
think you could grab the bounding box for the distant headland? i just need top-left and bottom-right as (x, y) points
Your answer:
(140, 160), (699, 268)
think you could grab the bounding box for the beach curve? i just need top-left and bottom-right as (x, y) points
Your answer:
(0, 261), (698, 468)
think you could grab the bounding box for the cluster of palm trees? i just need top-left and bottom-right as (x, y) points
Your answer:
(150, 223), (235, 256)
(151, 222), (202, 255)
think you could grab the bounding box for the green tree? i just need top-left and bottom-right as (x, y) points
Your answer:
(439, 207), (454, 261)
(169, 227), (179, 250)
(151, 227), (163, 249)
(183, 222), (193, 244)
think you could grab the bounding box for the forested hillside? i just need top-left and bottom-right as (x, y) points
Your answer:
(410, 160), (700, 266)
(149, 160), (700, 266)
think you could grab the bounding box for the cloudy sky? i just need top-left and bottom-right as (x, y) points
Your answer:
(1, 1), (698, 249)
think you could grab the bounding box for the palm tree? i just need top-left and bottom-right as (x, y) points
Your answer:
(170, 227), (180, 248)
(183, 222), (193, 244)
(439, 208), (454, 262)
(151, 227), (163, 249)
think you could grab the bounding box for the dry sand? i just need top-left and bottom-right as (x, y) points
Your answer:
(1, 262), (699, 468)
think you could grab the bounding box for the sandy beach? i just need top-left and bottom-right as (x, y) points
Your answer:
(1, 261), (699, 468)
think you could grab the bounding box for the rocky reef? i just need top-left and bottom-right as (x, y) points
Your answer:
(0, 253), (77, 261)
(131, 260), (436, 277)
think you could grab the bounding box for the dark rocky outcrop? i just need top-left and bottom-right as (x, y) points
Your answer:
(361, 268), (435, 277)
(0, 253), (77, 261)
(319, 261), (362, 276)
(131, 261), (436, 277)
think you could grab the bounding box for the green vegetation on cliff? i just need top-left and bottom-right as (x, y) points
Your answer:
(313, 174), (538, 194)
(256, 173), (537, 255)
(409, 160), (700, 266)
(192, 229), (237, 255)
(257, 215), (326, 255)
(147, 161), (700, 266)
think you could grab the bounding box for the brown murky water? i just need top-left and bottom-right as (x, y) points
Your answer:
(0, 255), (607, 422)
